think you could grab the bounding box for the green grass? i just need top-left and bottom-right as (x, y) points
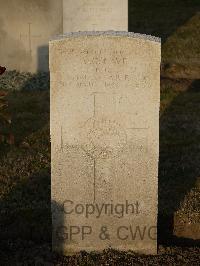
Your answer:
(129, 0), (200, 65)
(163, 13), (200, 64)
(0, 90), (51, 243)
(159, 79), (200, 218)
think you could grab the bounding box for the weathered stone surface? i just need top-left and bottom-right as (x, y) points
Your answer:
(0, 0), (62, 72)
(63, 0), (128, 32)
(50, 32), (161, 255)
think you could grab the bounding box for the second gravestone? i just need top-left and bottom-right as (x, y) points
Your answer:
(63, 0), (128, 32)
(50, 32), (161, 255)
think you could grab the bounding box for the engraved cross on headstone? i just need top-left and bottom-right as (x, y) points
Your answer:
(20, 23), (41, 56)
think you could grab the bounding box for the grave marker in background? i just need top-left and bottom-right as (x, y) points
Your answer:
(0, 0), (62, 73)
(50, 32), (161, 255)
(63, 0), (128, 32)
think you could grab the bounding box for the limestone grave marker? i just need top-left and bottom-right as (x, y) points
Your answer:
(20, 23), (41, 57)
(63, 0), (128, 32)
(50, 32), (161, 255)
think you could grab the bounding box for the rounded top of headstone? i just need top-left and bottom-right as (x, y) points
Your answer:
(50, 31), (161, 44)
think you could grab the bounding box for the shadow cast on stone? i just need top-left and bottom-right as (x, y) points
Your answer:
(158, 78), (200, 246)
(37, 45), (49, 73)
(51, 200), (66, 254)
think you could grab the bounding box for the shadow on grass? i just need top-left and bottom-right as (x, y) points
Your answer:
(0, 87), (51, 253)
(128, 0), (200, 42)
(158, 78), (200, 246)
(7, 90), (49, 146)
(0, 169), (51, 241)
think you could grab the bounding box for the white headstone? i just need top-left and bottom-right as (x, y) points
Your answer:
(50, 32), (161, 255)
(63, 0), (128, 32)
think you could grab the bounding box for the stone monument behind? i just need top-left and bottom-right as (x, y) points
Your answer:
(63, 0), (128, 32)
